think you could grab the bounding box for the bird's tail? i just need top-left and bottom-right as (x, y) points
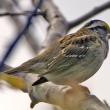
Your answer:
(2, 66), (25, 74)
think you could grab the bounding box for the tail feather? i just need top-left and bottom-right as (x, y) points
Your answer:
(3, 66), (25, 74)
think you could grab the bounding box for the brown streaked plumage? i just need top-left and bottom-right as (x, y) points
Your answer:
(2, 20), (110, 86)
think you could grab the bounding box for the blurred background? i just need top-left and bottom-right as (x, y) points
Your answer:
(0, 0), (110, 110)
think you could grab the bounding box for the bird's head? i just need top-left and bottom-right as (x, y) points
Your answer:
(84, 20), (110, 40)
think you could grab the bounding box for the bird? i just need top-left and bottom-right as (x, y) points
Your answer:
(2, 19), (110, 87)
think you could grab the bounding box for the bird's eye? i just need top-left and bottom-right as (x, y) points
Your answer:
(90, 26), (108, 41)
(96, 26), (107, 36)
(91, 26), (107, 36)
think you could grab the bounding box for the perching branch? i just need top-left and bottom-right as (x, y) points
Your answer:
(29, 82), (110, 110)
(68, 1), (110, 29)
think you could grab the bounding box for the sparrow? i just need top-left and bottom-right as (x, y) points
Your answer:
(2, 20), (110, 87)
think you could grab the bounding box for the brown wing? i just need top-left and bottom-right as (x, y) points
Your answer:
(39, 33), (97, 74)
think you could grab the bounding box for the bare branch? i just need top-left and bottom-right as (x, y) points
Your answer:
(7, 1), (41, 54)
(38, 0), (69, 47)
(29, 82), (110, 110)
(68, 1), (110, 30)
(0, 11), (44, 17)
(0, 0), (43, 70)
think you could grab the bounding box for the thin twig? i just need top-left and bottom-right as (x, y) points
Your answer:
(0, 11), (44, 17)
(68, 1), (110, 29)
(10, 0), (41, 54)
(0, 0), (43, 70)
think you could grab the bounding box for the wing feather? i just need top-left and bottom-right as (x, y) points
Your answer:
(42, 34), (96, 74)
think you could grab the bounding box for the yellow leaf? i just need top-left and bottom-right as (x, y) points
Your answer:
(0, 74), (27, 91)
